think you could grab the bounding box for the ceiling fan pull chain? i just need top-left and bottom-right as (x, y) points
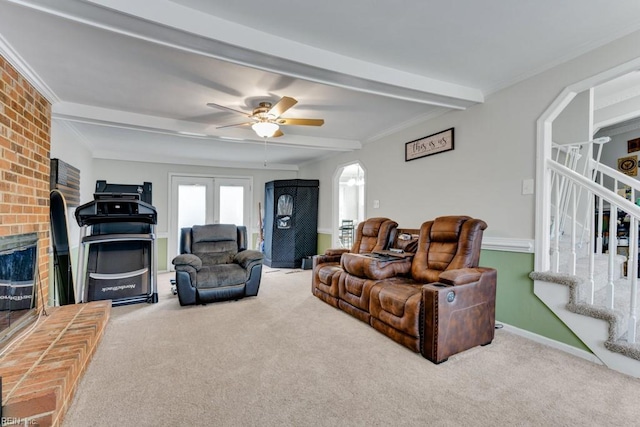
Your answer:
(263, 136), (268, 167)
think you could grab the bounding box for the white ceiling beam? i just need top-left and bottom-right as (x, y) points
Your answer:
(12, 0), (483, 109)
(53, 102), (362, 151)
(91, 148), (300, 171)
(594, 93), (640, 129)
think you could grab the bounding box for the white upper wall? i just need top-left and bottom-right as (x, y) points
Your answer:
(553, 90), (592, 145)
(599, 128), (640, 187)
(90, 159), (297, 235)
(49, 120), (95, 246)
(300, 29), (640, 239)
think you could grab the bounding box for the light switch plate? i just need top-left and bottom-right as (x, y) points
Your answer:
(522, 179), (534, 195)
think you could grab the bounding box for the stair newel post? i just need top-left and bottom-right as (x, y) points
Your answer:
(588, 190), (596, 304)
(570, 181), (577, 275)
(607, 204), (618, 310)
(553, 170), (561, 272)
(629, 216), (638, 344)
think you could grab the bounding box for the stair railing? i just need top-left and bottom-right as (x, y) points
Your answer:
(550, 138), (609, 241)
(547, 136), (640, 343)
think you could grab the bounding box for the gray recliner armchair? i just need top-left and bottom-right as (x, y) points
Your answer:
(171, 224), (264, 306)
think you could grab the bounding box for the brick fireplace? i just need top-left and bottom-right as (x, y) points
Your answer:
(0, 55), (110, 426)
(0, 54), (51, 309)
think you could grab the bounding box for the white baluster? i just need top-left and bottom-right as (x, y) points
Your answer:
(553, 172), (561, 272)
(629, 216), (638, 343)
(596, 173), (604, 255)
(570, 182), (577, 275)
(608, 205), (617, 310)
(588, 192), (595, 305)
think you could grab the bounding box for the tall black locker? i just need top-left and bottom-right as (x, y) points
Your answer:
(264, 179), (319, 268)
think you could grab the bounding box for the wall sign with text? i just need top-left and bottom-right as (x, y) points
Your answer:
(405, 128), (454, 161)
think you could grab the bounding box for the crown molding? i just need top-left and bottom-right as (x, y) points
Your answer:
(484, 23), (640, 98)
(53, 119), (95, 151)
(0, 33), (59, 104)
(364, 108), (451, 144)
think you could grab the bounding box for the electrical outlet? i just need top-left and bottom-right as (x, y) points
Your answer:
(373, 200), (380, 208)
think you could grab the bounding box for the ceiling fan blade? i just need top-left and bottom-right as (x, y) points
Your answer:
(207, 102), (249, 116)
(268, 96), (298, 117)
(277, 118), (324, 126)
(216, 122), (252, 129)
(272, 129), (284, 138)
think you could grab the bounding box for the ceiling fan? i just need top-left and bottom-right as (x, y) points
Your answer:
(207, 96), (324, 138)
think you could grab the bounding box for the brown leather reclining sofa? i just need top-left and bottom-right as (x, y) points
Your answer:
(312, 215), (497, 363)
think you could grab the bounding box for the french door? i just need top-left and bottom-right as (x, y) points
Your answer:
(169, 175), (252, 268)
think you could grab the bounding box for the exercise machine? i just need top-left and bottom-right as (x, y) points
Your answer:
(75, 190), (158, 306)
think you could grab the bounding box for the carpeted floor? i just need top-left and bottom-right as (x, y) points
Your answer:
(63, 267), (640, 426)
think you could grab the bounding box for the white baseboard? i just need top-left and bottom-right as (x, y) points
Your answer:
(497, 320), (603, 365)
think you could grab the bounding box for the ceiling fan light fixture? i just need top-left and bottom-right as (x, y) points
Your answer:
(252, 121), (279, 138)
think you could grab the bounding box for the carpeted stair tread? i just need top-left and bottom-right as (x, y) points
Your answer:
(531, 264), (640, 361)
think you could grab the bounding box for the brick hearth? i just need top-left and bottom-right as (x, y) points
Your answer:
(0, 301), (110, 426)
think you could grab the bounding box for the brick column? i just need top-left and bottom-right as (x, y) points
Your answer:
(0, 54), (52, 310)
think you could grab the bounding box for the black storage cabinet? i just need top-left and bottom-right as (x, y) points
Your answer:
(264, 179), (319, 268)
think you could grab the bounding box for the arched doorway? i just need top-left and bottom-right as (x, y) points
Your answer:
(535, 57), (640, 271)
(334, 162), (366, 248)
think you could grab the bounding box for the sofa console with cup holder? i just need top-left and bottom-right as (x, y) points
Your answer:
(312, 215), (497, 363)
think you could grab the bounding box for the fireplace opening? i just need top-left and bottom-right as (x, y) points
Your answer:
(0, 233), (39, 345)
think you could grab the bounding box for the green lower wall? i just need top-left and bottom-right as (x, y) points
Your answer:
(317, 232), (333, 255)
(317, 233), (589, 352)
(157, 237), (167, 271)
(479, 250), (588, 351)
